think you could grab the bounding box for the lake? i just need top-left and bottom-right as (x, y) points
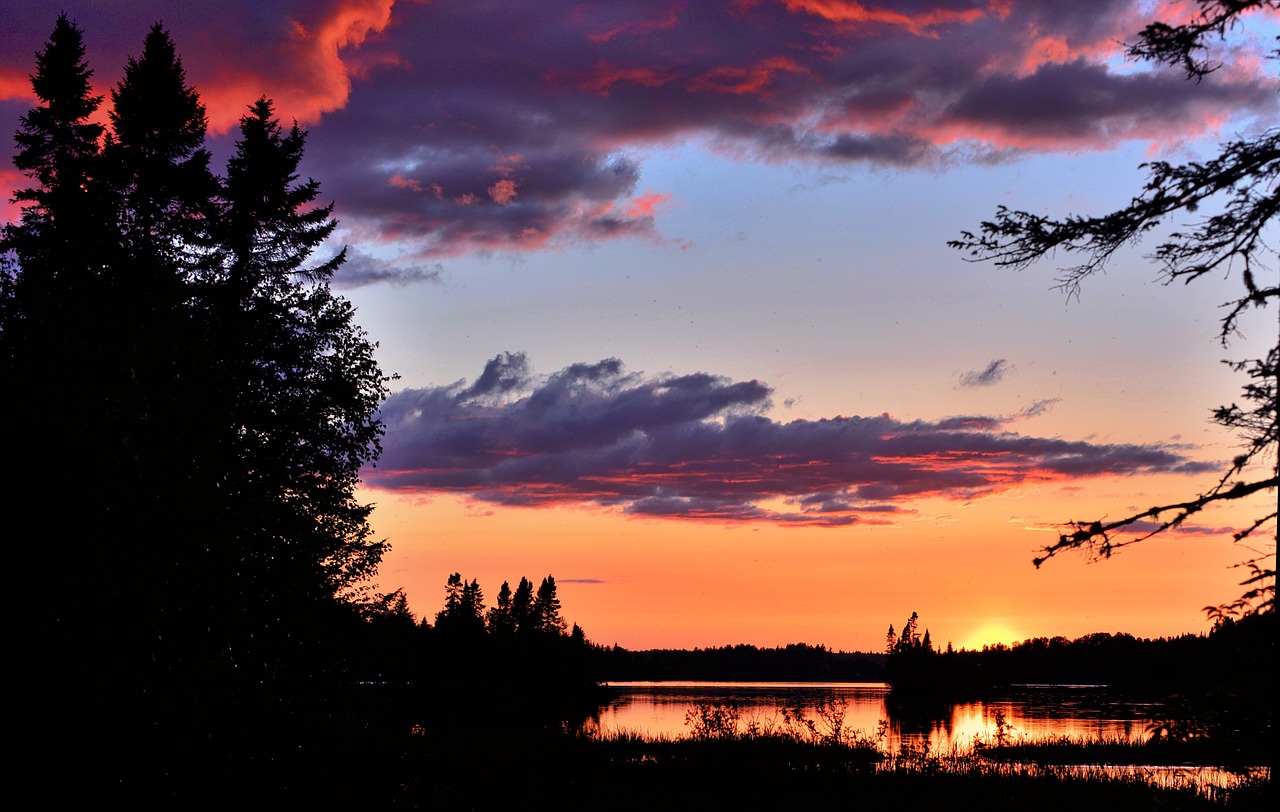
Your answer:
(595, 681), (1164, 751)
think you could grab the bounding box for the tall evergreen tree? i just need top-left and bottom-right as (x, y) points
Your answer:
(215, 97), (388, 614)
(8, 14), (105, 268)
(533, 575), (567, 636)
(488, 580), (516, 637)
(5, 20), (393, 799)
(4, 16), (115, 750)
(435, 573), (486, 637)
(462, 579), (486, 626)
(2, 14), (110, 434)
(440, 572), (465, 620)
(512, 575), (535, 634)
(106, 22), (215, 263)
(89, 24), (229, 691)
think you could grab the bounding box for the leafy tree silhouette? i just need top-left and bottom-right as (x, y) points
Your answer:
(951, 0), (1277, 618)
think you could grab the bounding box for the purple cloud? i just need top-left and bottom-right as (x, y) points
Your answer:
(960, 358), (1010, 387)
(366, 354), (1217, 527)
(3, 1), (1276, 274)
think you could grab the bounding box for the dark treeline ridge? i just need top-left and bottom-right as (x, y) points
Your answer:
(592, 643), (884, 682)
(366, 573), (602, 714)
(884, 611), (1274, 762)
(884, 611), (1274, 694)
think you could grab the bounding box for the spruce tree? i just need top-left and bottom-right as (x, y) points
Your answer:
(533, 575), (567, 636)
(4, 11), (111, 747)
(6, 20), (393, 799)
(215, 97), (388, 621)
(512, 575), (535, 634)
(488, 580), (516, 636)
(106, 22), (216, 263)
(8, 14), (105, 267)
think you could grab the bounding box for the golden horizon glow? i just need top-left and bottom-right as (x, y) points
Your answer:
(958, 621), (1026, 652)
(367, 482), (1260, 653)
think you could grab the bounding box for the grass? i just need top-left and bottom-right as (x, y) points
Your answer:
(463, 701), (1270, 811)
(395, 724), (1272, 811)
(974, 732), (1261, 766)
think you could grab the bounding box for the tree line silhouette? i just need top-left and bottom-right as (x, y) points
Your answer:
(883, 611), (1273, 759)
(593, 643), (883, 682)
(3, 17), (406, 802)
(883, 611), (1274, 693)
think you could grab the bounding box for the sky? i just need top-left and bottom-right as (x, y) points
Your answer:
(3, 0), (1276, 652)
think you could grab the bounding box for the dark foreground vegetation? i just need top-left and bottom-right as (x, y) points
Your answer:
(881, 611), (1274, 767)
(395, 732), (1272, 811)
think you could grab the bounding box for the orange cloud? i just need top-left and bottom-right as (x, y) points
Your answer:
(587, 3), (683, 43)
(782, 0), (986, 36)
(688, 56), (808, 95)
(579, 63), (677, 96)
(197, 0), (397, 132)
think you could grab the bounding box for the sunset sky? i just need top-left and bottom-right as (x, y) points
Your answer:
(4, 1), (1276, 652)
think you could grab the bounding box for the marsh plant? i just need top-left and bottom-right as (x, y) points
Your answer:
(682, 698), (888, 750)
(683, 701), (744, 740)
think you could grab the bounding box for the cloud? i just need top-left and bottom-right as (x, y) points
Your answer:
(367, 355), (1216, 527)
(959, 358), (1010, 387)
(1120, 520), (1240, 537)
(331, 248), (442, 289)
(3, 1), (1275, 263)
(1, 1), (397, 134)
(1018, 398), (1060, 419)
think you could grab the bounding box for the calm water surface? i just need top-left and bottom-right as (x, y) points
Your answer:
(596, 681), (1161, 751)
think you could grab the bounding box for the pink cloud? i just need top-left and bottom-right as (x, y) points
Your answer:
(488, 178), (519, 204)
(0, 71), (34, 103)
(389, 173), (424, 192)
(0, 166), (26, 224)
(626, 191), (672, 218)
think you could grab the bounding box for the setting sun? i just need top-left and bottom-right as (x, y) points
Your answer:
(962, 621), (1026, 651)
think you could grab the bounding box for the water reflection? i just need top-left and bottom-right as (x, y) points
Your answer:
(597, 681), (1161, 752)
